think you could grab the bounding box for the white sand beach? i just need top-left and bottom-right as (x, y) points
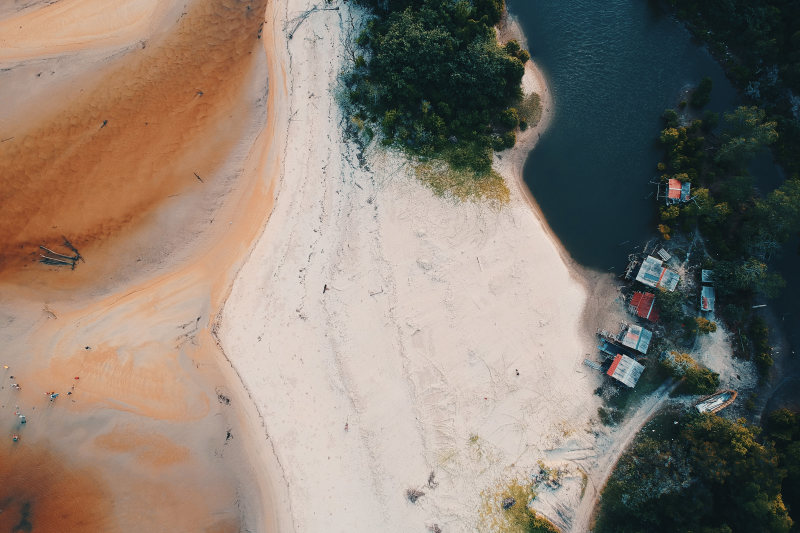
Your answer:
(220, 2), (606, 531)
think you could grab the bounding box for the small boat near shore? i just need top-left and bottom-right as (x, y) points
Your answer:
(695, 389), (737, 414)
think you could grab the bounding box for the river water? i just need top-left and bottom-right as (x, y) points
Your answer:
(508, 0), (799, 351)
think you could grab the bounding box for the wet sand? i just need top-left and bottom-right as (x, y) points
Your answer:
(0, 0), (290, 530)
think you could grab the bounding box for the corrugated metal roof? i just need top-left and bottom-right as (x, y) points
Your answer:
(635, 256), (680, 291)
(630, 291), (659, 322)
(668, 179), (683, 199)
(666, 179), (691, 203)
(607, 354), (645, 388)
(635, 256), (664, 287)
(607, 355), (622, 377)
(680, 182), (691, 201)
(660, 269), (680, 291)
(620, 324), (653, 354)
(701, 269), (714, 284)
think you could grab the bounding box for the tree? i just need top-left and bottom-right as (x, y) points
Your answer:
(690, 76), (713, 108)
(757, 178), (800, 242)
(683, 414), (791, 532)
(715, 106), (778, 166)
(656, 288), (686, 325)
(662, 108), (679, 128)
(596, 411), (793, 533)
(716, 258), (786, 298)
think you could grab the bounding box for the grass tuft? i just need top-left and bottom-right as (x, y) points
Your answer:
(478, 478), (560, 533)
(415, 161), (510, 205)
(517, 93), (542, 128)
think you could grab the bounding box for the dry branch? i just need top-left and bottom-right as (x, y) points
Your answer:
(286, 5), (339, 39)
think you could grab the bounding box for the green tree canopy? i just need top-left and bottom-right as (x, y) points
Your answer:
(596, 412), (793, 533)
(715, 106), (778, 166)
(345, 0), (527, 172)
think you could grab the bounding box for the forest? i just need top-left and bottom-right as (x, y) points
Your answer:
(343, 0), (532, 174)
(595, 408), (800, 533)
(597, 5), (800, 530)
(668, 0), (800, 177)
(654, 96), (800, 376)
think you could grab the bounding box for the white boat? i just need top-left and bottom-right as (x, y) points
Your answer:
(695, 390), (737, 414)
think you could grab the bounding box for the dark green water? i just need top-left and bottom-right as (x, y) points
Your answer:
(508, 0), (799, 350)
(508, 0), (735, 270)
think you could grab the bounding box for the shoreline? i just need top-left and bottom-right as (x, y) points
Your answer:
(221, 2), (605, 531)
(495, 13), (586, 281)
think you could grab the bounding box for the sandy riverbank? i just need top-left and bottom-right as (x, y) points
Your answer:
(220, 2), (607, 531)
(0, 0), (292, 530)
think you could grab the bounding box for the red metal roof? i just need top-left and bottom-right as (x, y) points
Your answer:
(630, 292), (644, 309)
(668, 179), (683, 199)
(630, 292), (659, 322)
(607, 354), (622, 377)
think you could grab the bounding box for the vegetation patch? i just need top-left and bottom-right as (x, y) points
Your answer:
(343, 0), (532, 197)
(595, 409), (792, 533)
(415, 160), (509, 204)
(478, 478), (559, 533)
(654, 98), (799, 377)
(660, 351), (719, 395)
(516, 92), (542, 131)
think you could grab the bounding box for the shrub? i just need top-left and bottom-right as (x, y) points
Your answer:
(684, 365), (719, 394)
(689, 76), (713, 108)
(502, 130), (516, 150)
(662, 108), (679, 127)
(695, 317), (717, 333)
(661, 351), (719, 394)
(499, 107), (520, 129)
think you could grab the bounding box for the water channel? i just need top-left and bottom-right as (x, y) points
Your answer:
(508, 0), (799, 353)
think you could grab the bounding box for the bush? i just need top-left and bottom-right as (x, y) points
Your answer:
(661, 351), (719, 394)
(598, 406), (621, 426)
(499, 107), (520, 129)
(501, 130), (516, 150)
(689, 76), (713, 108)
(684, 365), (720, 394)
(662, 108), (679, 128)
(695, 316), (717, 333)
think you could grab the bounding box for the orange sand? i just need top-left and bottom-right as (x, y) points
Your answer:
(0, 0), (289, 530)
(0, 0), (265, 275)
